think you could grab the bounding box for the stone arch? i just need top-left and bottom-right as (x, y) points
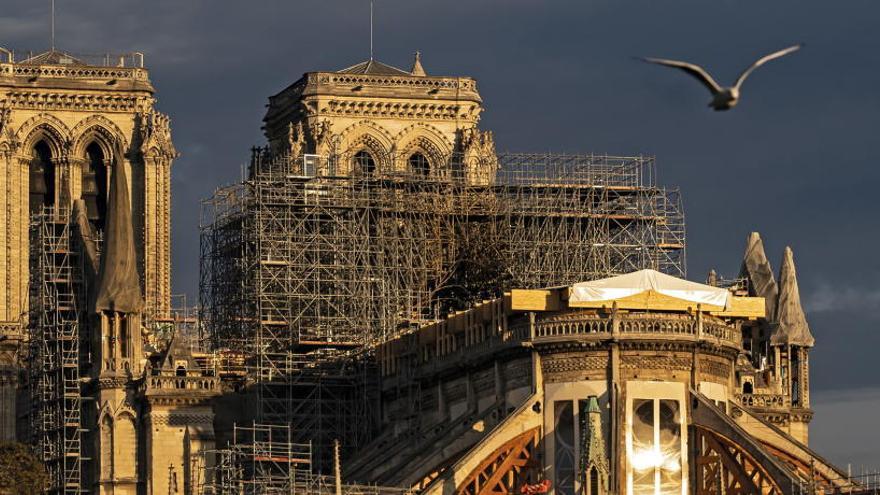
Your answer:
(337, 120), (394, 175)
(336, 121), (393, 175)
(70, 118), (125, 232)
(70, 115), (126, 158)
(114, 411), (137, 479)
(394, 123), (454, 176)
(18, 116), (70, 210)
(395, 123), (453, 155)
(16, 113), (71, 158)
(338, 120), (395, 152)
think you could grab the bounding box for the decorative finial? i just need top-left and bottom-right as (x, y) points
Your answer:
(410, 50), (426, 77)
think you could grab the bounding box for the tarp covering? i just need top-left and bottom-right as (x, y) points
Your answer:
(93, 150), (144, 314)
(71, 199), (99, 281)
(740, 232), (779, 319)
(569, 269), (730, 309)
(772, 247), (815, 347)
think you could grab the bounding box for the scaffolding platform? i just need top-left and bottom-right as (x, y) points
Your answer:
(199, 149), (686, 472)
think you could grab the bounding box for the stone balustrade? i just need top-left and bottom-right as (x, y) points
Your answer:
(381, 310), (742, 379)
(534, 312), (741, 348)
(146, 375), (218, 392)
(735, 393), (789, 409)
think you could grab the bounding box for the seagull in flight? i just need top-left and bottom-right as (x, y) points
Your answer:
(640, 44), (803, 111)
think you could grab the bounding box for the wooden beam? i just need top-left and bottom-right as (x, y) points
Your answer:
(510, 289), (562, 311)
(708, 296), (766, 318)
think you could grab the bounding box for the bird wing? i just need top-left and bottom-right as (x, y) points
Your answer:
(640, 57), (723, 95)
(733, 44), (803, 90)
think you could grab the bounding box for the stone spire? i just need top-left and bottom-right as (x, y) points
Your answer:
(410, 51), (426, 77)
(93, 148), (144, 313)
(579, 396), (609, 491)
(772, 247), (814, 347)
(739, 232), (778, 319)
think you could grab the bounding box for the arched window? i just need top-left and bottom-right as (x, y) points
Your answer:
(83, 142), (109, 230)
(589, 466), (600, 495)
(742, 381), (753, 394)
(408, 152), (430, 177)
(119, 317), (130, 359)
(30, 140), (55, 211)
(353, 150), (376, 176)
(176, 365), (187, 377)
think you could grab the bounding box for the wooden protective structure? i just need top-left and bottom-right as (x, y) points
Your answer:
(693, 426), (783, 495)
(455, 428), (541, 495)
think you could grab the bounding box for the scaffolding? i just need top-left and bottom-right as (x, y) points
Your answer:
(27, 208), (89, 494)
(193, 423), (412, 495)
(199, 149), (686, 471)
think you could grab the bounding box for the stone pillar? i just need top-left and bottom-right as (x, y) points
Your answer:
(801, 348), (810, 408)
(141, 153), (172, 319)
(0, 366), (17, 441)
(1, 155), (30, 327)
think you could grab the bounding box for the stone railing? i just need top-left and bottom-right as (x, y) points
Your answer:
(534, 312), (741, 349)
(735, 393), (789, 409)
(534, 314), (611, 337)
(381, 310), (741, 380)
(146, 375), (218, 392)
(312, 72), (478, 92)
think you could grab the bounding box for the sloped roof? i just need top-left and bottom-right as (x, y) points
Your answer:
(161, 334), (200, 371)
(772, 247), (814, 347)
(18, 50), (87, 66)
(337, 59), (412, 76)
(739, 232), (779, 319)
(569, 269), (730, 309)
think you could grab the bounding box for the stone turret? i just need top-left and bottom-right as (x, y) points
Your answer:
(771, 246), (813, 440)
(410, 51), (426, 76)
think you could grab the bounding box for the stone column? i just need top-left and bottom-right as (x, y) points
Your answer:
(0, 155), (30, 327)
(0, 366), (17, 441)
(140, 152), (171, 319)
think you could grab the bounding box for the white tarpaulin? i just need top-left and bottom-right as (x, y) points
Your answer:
(569, 269), (730, 309)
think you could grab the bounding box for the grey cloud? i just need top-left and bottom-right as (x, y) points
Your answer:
(806, 284), (880, 315)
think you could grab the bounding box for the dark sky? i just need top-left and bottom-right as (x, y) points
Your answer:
(3, 0), (878, 467)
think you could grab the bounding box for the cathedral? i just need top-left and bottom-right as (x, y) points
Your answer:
(0, 42), (856, 495)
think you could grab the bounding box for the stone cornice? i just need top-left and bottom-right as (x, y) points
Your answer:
(296, 72), (480, 102)
(315, 98), (477, 122)
(1, 91), (151, 113)
(0, 63), (153, 92)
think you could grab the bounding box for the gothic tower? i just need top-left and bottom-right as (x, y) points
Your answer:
(0, 48), (175, 324)
(260, 52), (498, 184)
(0, 48), (175, 440)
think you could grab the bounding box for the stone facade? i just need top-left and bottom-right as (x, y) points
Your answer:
(0, 49), (210, 494)
(0, 50), (175, 330)
(260, 54), (498, 184)
(363, 264), (845, 495)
